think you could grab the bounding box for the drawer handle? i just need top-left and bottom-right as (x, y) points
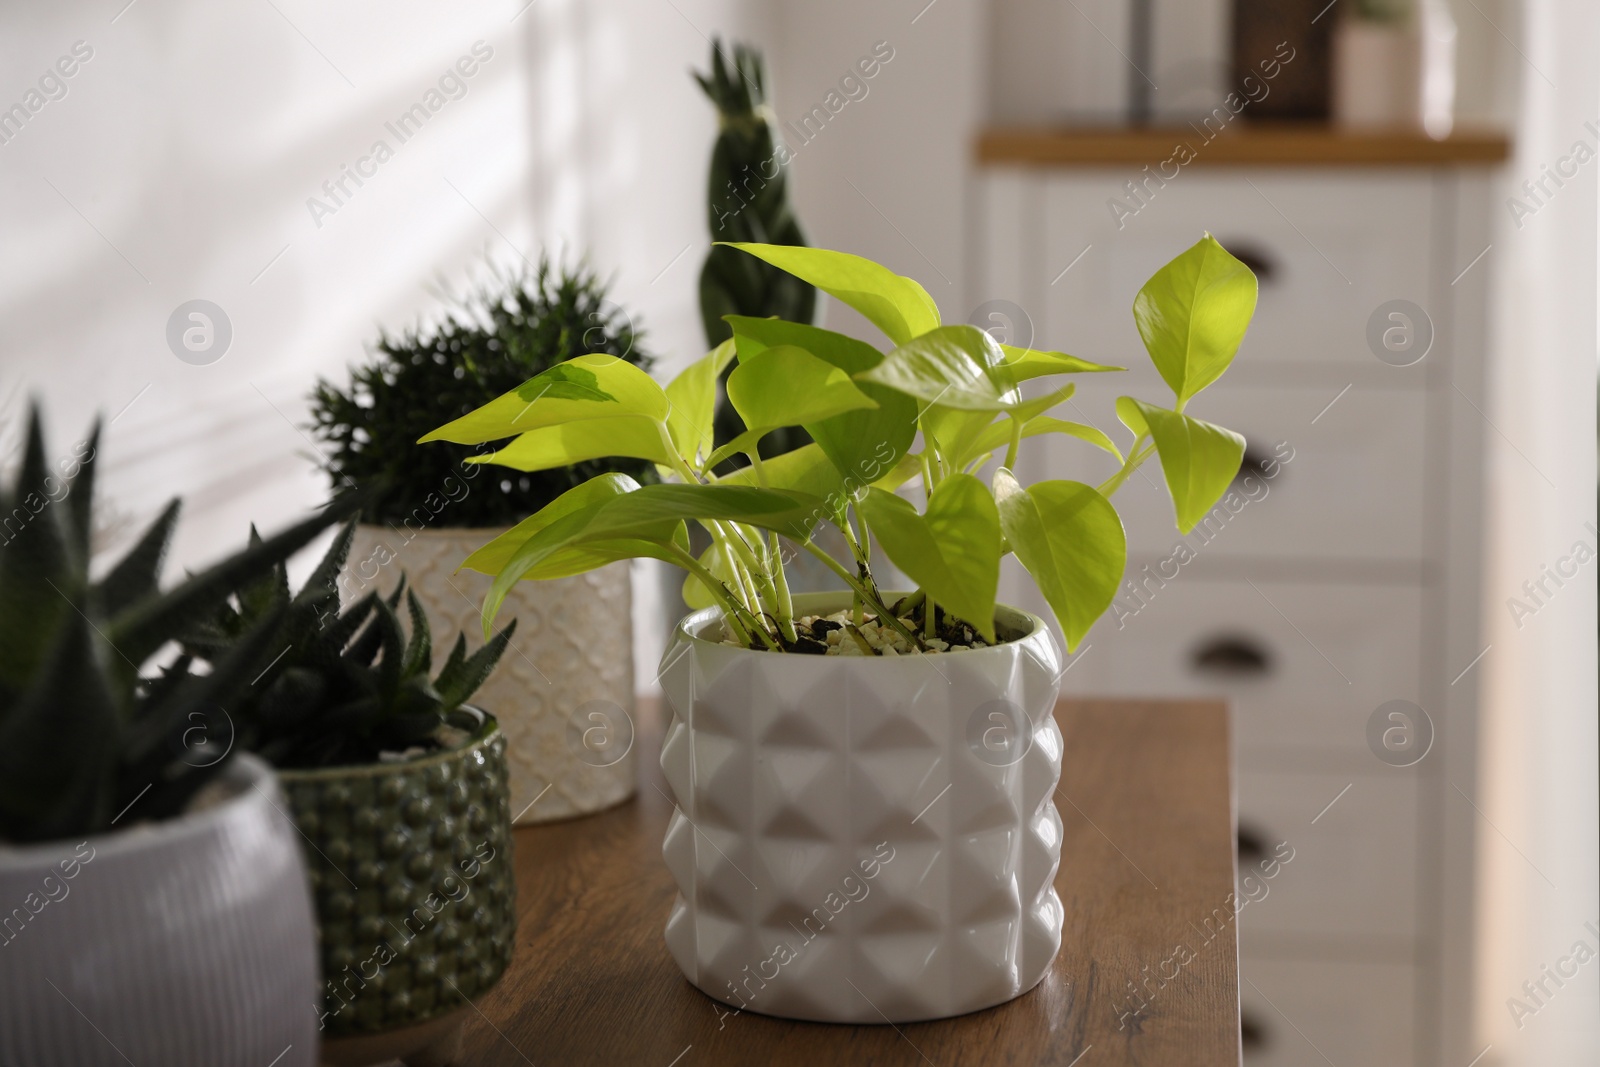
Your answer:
(1221, 240), (1278, 283)
(1236, 822), (1268, 868)
(1233, 446), (1277, 488)
(1241, 1008), (1269, 1052)
(1191, 634), (1273, 676)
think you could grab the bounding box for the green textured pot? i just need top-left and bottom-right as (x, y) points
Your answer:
(277, 709), (516, 1064)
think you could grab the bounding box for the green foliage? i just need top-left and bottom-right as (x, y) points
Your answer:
(859, 475), (1001, 642)
(422, 234), (1258, 654)
(1117, 398), (1246, 534)
(1131, 235), (1257, 406)
(993, 470), (1125, 650)
(0, 406), (356, 843)
(309, 261), (657, 528)
(184, 523), (514, 770)
(722, 243), (938, 346)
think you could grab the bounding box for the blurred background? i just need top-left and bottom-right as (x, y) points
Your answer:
(0, 0), (1593, 1063)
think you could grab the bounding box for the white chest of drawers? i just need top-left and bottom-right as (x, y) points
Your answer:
(976, 128), (1507, 1066)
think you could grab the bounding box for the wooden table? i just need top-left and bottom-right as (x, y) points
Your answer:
(459, 699), (1239, 1066)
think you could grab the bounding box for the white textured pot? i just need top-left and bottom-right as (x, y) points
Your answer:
(659, 593), (1065, 1023)
(0, 755), (318, 1066)
(345, 525), (634, 824)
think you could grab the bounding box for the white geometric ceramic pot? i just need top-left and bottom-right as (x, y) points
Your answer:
(0, 754), (319, 1066)
(345, 525), (635, 824)
(659, 592), (1065, 1023)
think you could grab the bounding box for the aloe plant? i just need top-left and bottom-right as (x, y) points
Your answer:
(0, 406), (357, 842)
(184, 522), (515, 768)
(421, 235), (1256, 654)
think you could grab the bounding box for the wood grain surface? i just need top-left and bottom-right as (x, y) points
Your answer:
(977, 125), (1510, 168)
(455, 698), (1238, 1067)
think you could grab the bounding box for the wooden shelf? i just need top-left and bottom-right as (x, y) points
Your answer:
(977, 124), (1511, 168)
(460, 697), (1239, 1066)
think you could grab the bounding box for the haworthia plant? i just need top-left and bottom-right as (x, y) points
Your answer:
(183, 523), (515, 770)
(0, 406), (360, 842)
(423, 235), (1256, 654)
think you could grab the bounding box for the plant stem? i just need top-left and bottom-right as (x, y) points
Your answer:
(801, 541), (924, 649)
(714, 520), (769, 611)
(839, 508), (869, 567)
(1098, 436), (1155, 498)
(1004, 415), (1023, 470)
(769, 532), (797, 642)
(924, 594), (936, 638)
(746, 448), (769, 488)
(668, 545), (766, 647)
(843, 622), (874, 655)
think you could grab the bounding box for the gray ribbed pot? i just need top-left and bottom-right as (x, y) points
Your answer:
(0, 754), (319, 1067)
(276, 710), (516, 1067)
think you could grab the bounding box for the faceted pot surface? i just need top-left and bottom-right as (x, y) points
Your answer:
(0, 755), (320, 1066)
(658, 593), (1065, 1023)
(346, 524), (636, 824)
(279, 712), (516, 1038)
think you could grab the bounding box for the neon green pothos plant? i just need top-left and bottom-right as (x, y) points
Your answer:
(420, 235), (1256, 654)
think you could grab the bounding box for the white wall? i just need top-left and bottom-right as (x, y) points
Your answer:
(1473, 0), (1599, 1062)
(762, 0), (988, 334)
(0, 0), (765, 686)
(0, 0), (757, 567)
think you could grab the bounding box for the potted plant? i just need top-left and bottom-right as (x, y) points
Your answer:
(184, 523), (518, 1067)
(308, 261), (655, 823)
(0, 406), (353, 1065)
(1332, 0), (1457, 138)
(422, 235), (1257, 1021)
(694, 38), (816, 462)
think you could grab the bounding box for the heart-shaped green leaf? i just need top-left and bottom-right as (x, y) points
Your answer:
(1132, 234), (1257, 405)
(1120, 397), (1246, 533)
(461, 474), (689, 581)
(466, 415), (675, 472)
(998, 343), (1125, 382)
(725, 316), (883, 372)
(420, 356), (669, 445)
(858, 474), (1001, 641)
(720, 243), (941, 345)
(664, 339), (737, 465)
(716, 442), (847, 503)
(858, 325), (1020, 411)
(725, 316), (917, 488)
(993, 469), (1125, 651)
(726, 345), (879, 435)
(965, 415), (1122, 464)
